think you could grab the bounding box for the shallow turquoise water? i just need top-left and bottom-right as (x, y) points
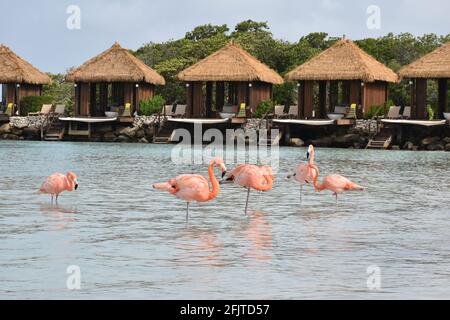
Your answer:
(0, 140), (449, 299)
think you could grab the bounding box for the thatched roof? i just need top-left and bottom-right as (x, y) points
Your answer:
(286, 39), (398, 83)
(66, 42), (165, 85)
(398, 41), (450, 79)
(177, 43), (283, 84)
(0, 44), (51, 85)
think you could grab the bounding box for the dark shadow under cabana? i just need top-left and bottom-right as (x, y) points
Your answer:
(177, 43), (283, 121)
(0, 44), (51, 117)
(285, 39), (398, 121)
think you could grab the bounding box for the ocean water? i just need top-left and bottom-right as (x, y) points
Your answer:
(0, 140), (449, 299)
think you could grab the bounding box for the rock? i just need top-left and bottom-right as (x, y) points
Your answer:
(412, 146), (419, 151)
(115, 135), (131, 143)
(420, 136), (441, 146)
(391, 145), (400, 150)
(289, 138), (304, 147)
(402, 141), (414, 151)
(138, 137), (149, 144)
(136, 129), (145, 139)
(10, 127), (22, 136)
(22, 127), (40, 139)
(427, 143), (444, 151)
(443, 137), (450, 144)
(352, 142), (361, 149)
(2, 133), (19, 140)
(103, 132), (116, 142)
(445, 143), (450, 152)
(116, 126), (138, 138)
(0, 123), (11, 134)
(309, 136), (333, 147)
(333, 133), (359, 148)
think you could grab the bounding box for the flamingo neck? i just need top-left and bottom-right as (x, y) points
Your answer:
(311, 165), (325, 191)
(66, 176), (75, 191)
(309, 150), (315, 165)
(207, 161), (220, 200)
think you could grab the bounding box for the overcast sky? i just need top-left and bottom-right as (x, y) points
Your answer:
(0, 0), (448, 73)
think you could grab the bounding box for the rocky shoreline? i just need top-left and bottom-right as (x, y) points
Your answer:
(1, 117), (449, 151)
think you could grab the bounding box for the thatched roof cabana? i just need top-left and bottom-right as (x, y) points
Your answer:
(0, 44), (51, 115)
(177, 42), (283, 84)
(66, 42), (165, 85)
(285, 39), (398, 119)
(398, 41), (450, 79)
(66, 42), (165, 117)
(398, 41), (450, 119)
(0, 44), (51, 85)
(177, 43), (283, 118)
(286, 39), (398, 83)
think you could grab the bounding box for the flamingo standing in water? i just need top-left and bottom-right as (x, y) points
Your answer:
(38, 172), (79, 204)
(153, 157), (227, 220)
(287, 144), (318, 203)
(223, 164), (274, 214)
(309, 164), (364, 203)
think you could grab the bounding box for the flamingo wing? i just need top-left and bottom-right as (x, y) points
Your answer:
(174, 174), (211, 202)
(40, 173), (66, 194)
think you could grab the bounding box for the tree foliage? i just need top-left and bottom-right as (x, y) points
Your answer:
(44, 20), (449, 113)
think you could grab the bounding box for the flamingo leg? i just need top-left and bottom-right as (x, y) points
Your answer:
(334, 193), (338, 205)
(51, 195), (54, 204)
(186, 202), (189, 221)
(55, 194), (59, 205)
(244, 188), (250, 215)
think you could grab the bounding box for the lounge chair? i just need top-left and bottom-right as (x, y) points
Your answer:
(0, 103), (13, 116)
(121, 103), (132, 117)
(386, 106), (401, 119)
(218, 105), (238, 119)
(28, 104), (53, 116)
(173, 104), (187, 118)
(288, 105), (298, 118)
(273, 105), (287, 118)
(402, 106), (411, 119)
(237, 103), (246, 117)
(345, 103), (357, 119)
(334, 106), (348, 115)
(53, 104), (66, 116)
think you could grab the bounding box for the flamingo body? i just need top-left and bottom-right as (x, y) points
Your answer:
(153, 157), (227, 219)
(39, 172), (78, 203)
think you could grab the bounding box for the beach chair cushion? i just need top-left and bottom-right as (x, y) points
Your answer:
(402, 106), (411, 119)
(237, 103), (246, 117)
(174, 104), (187, 117)
(386, 106), (401, 119)
(274, 105), (285, 117)
(163, 105), (175, 116)
(288, 105), (298, 117)
(345, 104), (357, 119)
(41, 104), (53, 114)
(122, 103), (131, 117)
(54, 104), (66, 115)
(5, 103), (13, 116)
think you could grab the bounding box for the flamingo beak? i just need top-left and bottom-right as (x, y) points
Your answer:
(306, 151), (310, 159)
(74, 183), (78, 190)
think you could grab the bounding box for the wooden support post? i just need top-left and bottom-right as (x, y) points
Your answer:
(186, 83), (193, 117)
(437, 78), (447, 119)
(297, 81), (304, 119)
(303, 81), (314, 118)
(342, 80), (350, 104)
(318, 80), (327, 119)
(216, 81), (224, 112)
(205, 82), (213, 118)
(415, 78), (427, 120)
(90, 83), (97, 116)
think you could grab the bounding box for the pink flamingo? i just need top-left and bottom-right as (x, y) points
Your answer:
(309, 164), (364, 203)
(38, 172), (79, 204)
(153, 157), (227, 220)
(287, 144), (318, 203)
(223, 164), (274, 214)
